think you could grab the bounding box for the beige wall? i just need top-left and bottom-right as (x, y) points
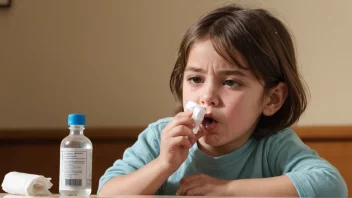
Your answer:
(0, 0), (351, 129)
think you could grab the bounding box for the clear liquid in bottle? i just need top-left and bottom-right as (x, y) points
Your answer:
(59, 114), (92, 196)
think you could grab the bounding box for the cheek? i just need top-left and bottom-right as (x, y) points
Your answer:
(224, 92), (262, 122)
(224, 96), (246, 119)
(182, 81), (195, 105)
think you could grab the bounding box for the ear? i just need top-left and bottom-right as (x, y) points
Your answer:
(263, 82), (288, 116)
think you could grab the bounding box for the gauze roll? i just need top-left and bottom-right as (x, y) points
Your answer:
(184, 101), (206, 134)
(1, 172), (53, 196)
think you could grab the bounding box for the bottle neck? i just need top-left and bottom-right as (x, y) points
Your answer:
(69, 125), (85, 135)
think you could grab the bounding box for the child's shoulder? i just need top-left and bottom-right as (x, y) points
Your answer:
(144, 117), (173, 135)
(136, 117), (173, 142)
(261, 127), (307, 150)
(273, 127), (296, 137)
(148, 117), (173, 128)
(265, 127), (299, 142)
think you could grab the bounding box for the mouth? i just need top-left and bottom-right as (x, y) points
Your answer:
(201, 115), (218, 132)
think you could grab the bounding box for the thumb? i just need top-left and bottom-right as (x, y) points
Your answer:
(195, 127), (204, 140)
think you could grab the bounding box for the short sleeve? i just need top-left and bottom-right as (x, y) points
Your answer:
(266, 129), (348, 197)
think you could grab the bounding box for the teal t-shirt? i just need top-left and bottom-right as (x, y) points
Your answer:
(98, 117), (348, 197)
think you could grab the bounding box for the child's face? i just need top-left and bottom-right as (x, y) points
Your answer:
(182, 38), (266, 155)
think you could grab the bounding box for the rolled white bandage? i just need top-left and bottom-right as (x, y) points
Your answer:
(1, 172), (53, 196)
(184, 101), (206, 134)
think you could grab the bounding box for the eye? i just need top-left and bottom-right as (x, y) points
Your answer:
(187, 77), (202, 84)
(223, 79), (241, 88)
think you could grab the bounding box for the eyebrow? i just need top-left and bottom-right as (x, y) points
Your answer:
(185, 66), (249, 77)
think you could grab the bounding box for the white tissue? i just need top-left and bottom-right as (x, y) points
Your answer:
(1, 172), (53, 196)
(184, 101), (206, 134)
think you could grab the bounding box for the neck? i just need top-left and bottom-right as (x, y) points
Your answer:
(197, 131), (252, 157)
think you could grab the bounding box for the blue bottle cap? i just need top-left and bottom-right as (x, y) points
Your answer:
(68, 114), (86, 125)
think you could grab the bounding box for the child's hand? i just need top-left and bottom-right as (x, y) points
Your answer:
(176, 174), (231, 196)
(158, 111), (197, 173)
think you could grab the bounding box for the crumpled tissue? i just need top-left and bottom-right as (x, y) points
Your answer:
(184, 101), (206, 134)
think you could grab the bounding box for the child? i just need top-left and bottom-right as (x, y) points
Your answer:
(98, 4), (347, 197)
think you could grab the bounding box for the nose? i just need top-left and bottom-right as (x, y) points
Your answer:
(199, 83), (219, 107)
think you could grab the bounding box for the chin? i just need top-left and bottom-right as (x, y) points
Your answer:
(200, 135), (224, 147)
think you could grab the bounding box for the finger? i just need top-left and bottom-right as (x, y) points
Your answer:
(181, 174), (204, 186)
(178, 110), (193, 116)
(188, 137), (196, 145)
(170, 136), (192, 149)
(178, 177), (203, 196)
(168, 125), (196, 140)
(163, 112), (194, 132)
(186, 186), (205, 196)
(197, 125), (208, 139)
(195, 128), (204, 140)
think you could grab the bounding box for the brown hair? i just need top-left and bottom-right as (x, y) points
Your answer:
(169, 4), (308, 139)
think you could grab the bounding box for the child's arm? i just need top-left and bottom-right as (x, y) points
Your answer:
(177, 174), (298, 196)
(226, 175), (297, 196)
(98, 157), (173, 195)
(267, 129), (348, 197)
(98, 112), (196, 196)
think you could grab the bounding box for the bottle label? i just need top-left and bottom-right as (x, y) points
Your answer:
(59, 148), (92, 190)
